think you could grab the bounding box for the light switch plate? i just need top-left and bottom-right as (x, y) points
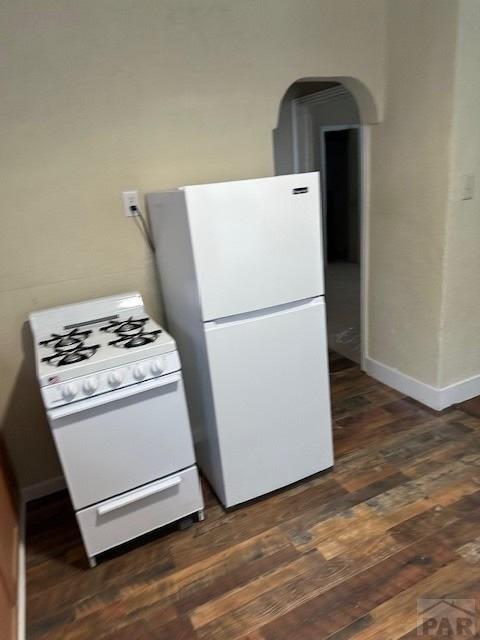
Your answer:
(461, 175), (475, 201)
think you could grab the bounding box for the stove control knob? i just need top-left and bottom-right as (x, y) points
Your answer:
(132, 364), (146, 381)
(61, 382), (77, 401)
(108, 370), (124, 387)
(82, 377), (98, 395)
(150, 358), (164, 377)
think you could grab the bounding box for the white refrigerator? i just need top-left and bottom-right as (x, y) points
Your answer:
(147, 172), (333, 508)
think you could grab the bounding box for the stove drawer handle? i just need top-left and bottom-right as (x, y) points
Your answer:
(96, 476), (182, 516)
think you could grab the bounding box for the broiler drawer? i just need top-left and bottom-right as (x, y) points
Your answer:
(76, 465), (203, 557)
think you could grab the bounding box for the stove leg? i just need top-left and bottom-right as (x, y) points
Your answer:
(197, 508), (205, 522)
(87, 555), (97, 569)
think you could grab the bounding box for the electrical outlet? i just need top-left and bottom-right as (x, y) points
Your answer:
(122, 190), (140, 216)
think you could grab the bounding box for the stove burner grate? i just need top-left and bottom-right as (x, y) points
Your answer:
(109, 329), (162, 349)
(100, 316), (149, 336)
(39, 328), (93, 352)
(41, 344), (100, 367)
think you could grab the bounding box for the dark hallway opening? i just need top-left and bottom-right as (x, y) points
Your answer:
(325, 129), (360, 263)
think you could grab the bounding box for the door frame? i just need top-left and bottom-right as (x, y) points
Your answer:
(292, 89), (369, 370)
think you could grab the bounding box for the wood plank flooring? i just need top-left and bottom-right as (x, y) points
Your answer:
(26, 353), (480, 639)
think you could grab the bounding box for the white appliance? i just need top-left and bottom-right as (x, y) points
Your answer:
(147, 172), (333, 508)
(30, 292), (204, 567)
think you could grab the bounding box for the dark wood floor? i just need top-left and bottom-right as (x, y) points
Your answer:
(26, 353), (480, 639)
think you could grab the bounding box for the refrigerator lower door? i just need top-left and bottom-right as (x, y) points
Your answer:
(204, 296), (333, 507)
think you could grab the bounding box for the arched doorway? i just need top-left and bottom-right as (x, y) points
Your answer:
(273, 79), (374, 368)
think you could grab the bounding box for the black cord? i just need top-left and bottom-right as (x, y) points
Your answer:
(130, 205), (156, 253)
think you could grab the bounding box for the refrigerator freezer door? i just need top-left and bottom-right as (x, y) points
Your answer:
(204, 296), (333, 507)
(185, 173), (324, 321)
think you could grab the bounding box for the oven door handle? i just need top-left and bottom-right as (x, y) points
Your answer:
(48, 372), (181, 421)
(96, 475), (182, 516)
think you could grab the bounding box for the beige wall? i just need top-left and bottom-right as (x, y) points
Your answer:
(368, 0), (458, 385)
(439, 0), (480, 387)
(6, 0), (476, 489)
(0, 0), (386, 487)
(369, 0), (480, 394)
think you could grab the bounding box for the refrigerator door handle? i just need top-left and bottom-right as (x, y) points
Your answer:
(204, 296), (324, 330)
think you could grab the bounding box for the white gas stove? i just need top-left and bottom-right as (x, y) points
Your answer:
(30, 292), (204, 567)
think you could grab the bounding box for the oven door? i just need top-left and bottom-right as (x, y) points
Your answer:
(48, 372), (195, 510)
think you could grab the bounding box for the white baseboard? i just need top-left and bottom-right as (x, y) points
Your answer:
(21, 475), (66, 503)
(17, 500), (25, 640)
(365, 357), (442, 409)
(365, 357), (480, 411)
(439, 372), (480, 409)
